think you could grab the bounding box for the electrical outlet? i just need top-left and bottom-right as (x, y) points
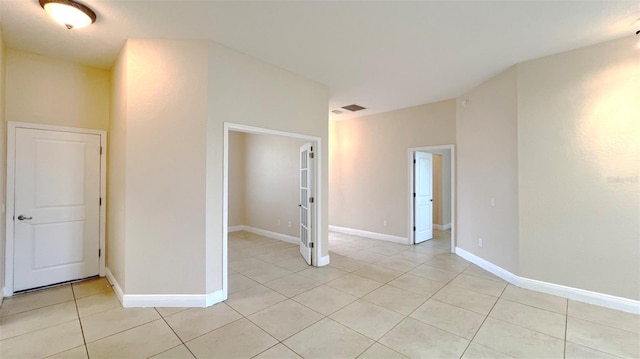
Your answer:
(478, 238), (483, 247)
(490, 197), (496, 207)
(277, 219), (281, 226)
(383, 220), (388, 227)
(288, 221), (292, 228)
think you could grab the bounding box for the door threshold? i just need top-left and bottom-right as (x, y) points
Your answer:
(13, 275), (101, 296)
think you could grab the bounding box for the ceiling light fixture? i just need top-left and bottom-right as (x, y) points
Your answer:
(40, 0), (96, 30)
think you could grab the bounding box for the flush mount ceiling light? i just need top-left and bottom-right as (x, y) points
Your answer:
(40, 0), (96, 30)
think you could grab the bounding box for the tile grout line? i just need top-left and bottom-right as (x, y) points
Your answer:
(234, 232), (470, 357)
(564, 300), (569, 358)
(70, 284), (91, 359)
(458, 281), (510, 359)
(154, 307), (197, 359)
(358, 265), (471, 358)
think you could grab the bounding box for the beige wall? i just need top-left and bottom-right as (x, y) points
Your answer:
(244, 133), (306, 237)
(518, 37), (640, 300)
(329, 100), (456, 238)
(206, 42), (329, 292)
(456, 66), (520, 274)
(107, 39), (328, 297)
(2, 49), (109, 296)
(107, 44), (128, 291)
(0, 27), (5, 295)
(432, 154), (443, 225)
(123, 40), (209, 295)
(227, 131), (246, 228)
(456, 37), (639, 301)
(5, 49), (109, 131)
(430, 149), (452, 226)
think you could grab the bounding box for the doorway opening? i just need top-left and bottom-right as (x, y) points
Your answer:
(222, 123), (322, 298)
(408, 145), (455, 252)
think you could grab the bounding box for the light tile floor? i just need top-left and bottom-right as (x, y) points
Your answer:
(1, 230), (638, 358)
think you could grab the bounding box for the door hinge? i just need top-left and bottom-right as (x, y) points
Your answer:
(309, 152), (314, 159)
(413, 193), (416, 198)
(100, 146), (103, 155)
(309, 197), (314, 203)
(99, 197), (102, 206)
(413, 226), (416, 231)
(310, 242), (314, 248)
(98, 249), (101, 257)
(413, 159), (416, 164)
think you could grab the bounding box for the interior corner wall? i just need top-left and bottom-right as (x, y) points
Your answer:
(517, 37), (640, 300)
(123, 39), (209, 295)
(206, 42), (329, 293)
(456, 66), (519, 274)
(4, 49), (109, 131)
(243, 133), (307, 238)
(329, 100), (456, 238)
(228, 131), (246, 228)
(107, 43), (128, 291)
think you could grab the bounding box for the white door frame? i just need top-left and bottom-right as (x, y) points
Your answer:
(4, 122), (107, 297)
(222, 122), (323, 298)
(408, 145), (455, 252)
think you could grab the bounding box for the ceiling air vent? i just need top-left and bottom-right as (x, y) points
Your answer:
(341, 104), (366, 112)
(331, 110), (343, 114)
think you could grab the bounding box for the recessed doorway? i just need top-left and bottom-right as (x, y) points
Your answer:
(408, 145), (455, 252)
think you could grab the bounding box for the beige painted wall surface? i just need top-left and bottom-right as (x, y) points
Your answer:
(207, 42), (329, 292)
(106, 44), (127, 291)
(329, 100), (455, 238)
(456, 66), (519, 274)
(243, 133), (307, 238)
(124, 40), (209, 295)
(5, 49), (109, 131)
(432, 154), (443, 225)
(518, 37), (640, 300)
(0, 28), (6, 293)
(228, 131), (246, 228)
(430, 148), (452, 226)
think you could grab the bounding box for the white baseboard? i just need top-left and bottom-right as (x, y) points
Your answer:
(329, 225), (409, 245)
(206, 289), (227, 306)
(455, 247), (640, 314)
(228, 225), (244, 232)
(234, 225), (299, 245)
(105, 267), (125, 305)
(434, 223), (451, 231)
(318, 255), (330, 266)
(106, 267), (225, 308)
(455, 247), (519, 284)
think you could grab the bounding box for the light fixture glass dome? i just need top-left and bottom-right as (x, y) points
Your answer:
(40, 0), (96, 30)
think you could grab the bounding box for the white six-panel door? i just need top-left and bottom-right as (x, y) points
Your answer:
(13, 128), (101, 291)
(414, 152), (434, 244)
(299, 143), (314, 265)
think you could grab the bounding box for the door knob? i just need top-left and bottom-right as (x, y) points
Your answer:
(17, 215), (33, 221)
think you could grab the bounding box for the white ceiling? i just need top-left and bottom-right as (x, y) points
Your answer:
(1, 1), (638, 119)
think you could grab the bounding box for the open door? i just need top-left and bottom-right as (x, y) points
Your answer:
(299, 143), (314, 265)
(414, 152), (433, 244)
